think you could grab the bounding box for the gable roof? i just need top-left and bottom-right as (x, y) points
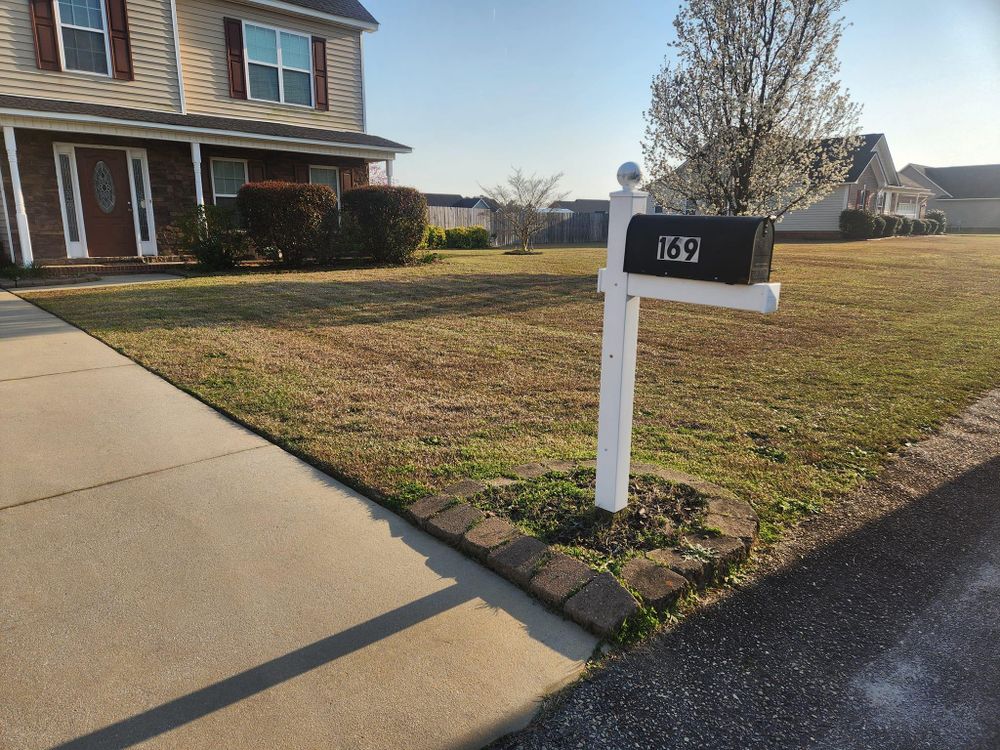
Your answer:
(906, 164), (1000, 199)
(817, 133), (884, 183)
(271, 0), (378, 27)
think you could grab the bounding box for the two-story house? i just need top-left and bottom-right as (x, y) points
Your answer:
(0, 0), (410, 265)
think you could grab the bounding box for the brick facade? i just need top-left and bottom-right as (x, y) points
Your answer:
(1, 127), (374, 263)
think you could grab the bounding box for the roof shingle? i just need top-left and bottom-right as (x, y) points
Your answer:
(919, 165), (1000, 199)
(278, 0), (377, 26)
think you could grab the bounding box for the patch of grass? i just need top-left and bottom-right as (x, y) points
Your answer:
(23, 236), (1000, 548)
(467, 468), (704, 568)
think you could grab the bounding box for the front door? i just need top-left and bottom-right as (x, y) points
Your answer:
(75, 148), (138, 257)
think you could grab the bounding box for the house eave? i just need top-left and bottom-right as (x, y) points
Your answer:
(0, 107), (411, 157)
(235, 0), (379, 32)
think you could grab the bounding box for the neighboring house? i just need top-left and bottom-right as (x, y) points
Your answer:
(424, 193), (496, 210)
(645, 134), (932, 238)
(899, 163), (1000, 233)
(550, 199), (610, 214)
(0, 0), (410, 265)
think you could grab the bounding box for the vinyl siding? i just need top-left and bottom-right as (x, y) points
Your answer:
(176, 0), (364, 131)
(930, 198), (1000, 232)
(0, 0), (181, 113)
(778, 186), (848, 231)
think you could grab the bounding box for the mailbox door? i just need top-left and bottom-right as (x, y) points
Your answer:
(623, 215), (773, 285)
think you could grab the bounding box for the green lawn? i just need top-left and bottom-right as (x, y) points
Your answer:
(26, 235), (1000, 543)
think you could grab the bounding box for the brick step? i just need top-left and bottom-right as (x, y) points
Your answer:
(37, 262), (193, 278)
(41, 255), (193, 266)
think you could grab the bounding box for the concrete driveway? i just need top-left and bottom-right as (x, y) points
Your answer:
(0, 290), (595, 750)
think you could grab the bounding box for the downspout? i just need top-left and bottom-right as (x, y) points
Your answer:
(169, 0), (187, 113)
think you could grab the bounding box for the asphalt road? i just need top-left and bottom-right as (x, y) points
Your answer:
(495, 390), (1000, 750)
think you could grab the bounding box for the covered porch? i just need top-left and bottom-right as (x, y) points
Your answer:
(0, 96), (409, 266)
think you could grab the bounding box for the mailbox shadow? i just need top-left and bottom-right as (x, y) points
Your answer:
(48, 463), (594, 750)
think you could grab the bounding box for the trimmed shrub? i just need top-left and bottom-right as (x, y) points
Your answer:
(238, 181), (339, 267)
(896, 216), (913, 236)
(881, 214), (902, 237)
(926, 209), (947, 234)
(924, 218), (939, 235)
(423, 225), (447, 249)
(912, 218), (928, 235)
(445, 225), (490, 249)
(174, 205), (251, 270)
(839, 209), (881, 239)
(871, 215), (886, 238)
(341, 185), (427, 265)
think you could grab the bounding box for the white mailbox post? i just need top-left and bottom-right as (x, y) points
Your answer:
(594, 162), (782, 513)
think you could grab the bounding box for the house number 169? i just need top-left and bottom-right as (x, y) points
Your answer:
(657, 235), (701, 263)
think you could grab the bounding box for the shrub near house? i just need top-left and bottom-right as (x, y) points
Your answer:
(239, 182), (339, 268)
(341, 186), (428, 265)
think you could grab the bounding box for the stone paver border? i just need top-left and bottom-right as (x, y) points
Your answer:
(406, 460), (760, 638)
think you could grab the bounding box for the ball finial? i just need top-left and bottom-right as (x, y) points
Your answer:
(617, 161), (643, 190)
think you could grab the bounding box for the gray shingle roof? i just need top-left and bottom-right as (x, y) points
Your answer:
(817, 133), (884, 182)
(918, 165), (1000, 199)
(0, 95), (410, 152)
(279, 0), (377, 26)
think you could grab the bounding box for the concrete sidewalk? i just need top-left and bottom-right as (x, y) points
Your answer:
(0, 291), (595, 750)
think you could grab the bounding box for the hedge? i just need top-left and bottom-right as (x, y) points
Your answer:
(924, 218), (939, 235)
(423, 225), (447, 249)
(881, 214), (902, 237)
(174, 205), (252, 270)
(341, 186), (428, 265)
(926, 209), (947, 234)
(912, 218), (928, 235)
(896, 216), (913, 236)
(445, 225), (490, 249)
(238, 181), (339, 267)
(839, 209), (882, 239)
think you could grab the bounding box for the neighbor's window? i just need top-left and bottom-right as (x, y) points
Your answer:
(211, 159), (248, 208)
(245, 23), (312, 106)
(56, 0), (111, 75)
(309, 166), (340, 201)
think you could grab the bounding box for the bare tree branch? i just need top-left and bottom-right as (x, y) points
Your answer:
(481, 169), (569, 254)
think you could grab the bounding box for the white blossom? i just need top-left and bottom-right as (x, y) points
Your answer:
(643, 0), (862, 217)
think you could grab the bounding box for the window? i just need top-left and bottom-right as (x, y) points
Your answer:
(683, 198), (698, 215)
(211, 159), (247, 208)
(245, 23), (312, 106)
(309, 166), (340, 202)
(55, 0), (111, 75)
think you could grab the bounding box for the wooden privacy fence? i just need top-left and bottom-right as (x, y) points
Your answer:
(426, 207), (609, 247)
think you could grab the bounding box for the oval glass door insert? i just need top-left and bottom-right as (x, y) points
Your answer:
(93, 161), (116, 214)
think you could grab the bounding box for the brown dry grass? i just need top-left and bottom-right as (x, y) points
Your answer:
(26, 234), (1000, 539)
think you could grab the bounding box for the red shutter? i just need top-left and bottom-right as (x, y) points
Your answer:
(29, 0), (61, 71)
(293, 164), (310, 184)
(104, 0), (134, 80)
(224, 18), (247, 99)
(248, 161), (266, 183)
(341, 170), (353, 194)
(312, 37), (328, 111)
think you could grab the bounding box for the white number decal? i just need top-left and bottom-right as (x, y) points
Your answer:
(657, 236), (701, 263)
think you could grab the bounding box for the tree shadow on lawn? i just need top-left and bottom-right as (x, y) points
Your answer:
(498, 451), (1000, 748)
(31, 272), (602, 334)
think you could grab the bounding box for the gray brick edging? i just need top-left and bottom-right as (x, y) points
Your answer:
(409, 461), (760, 639)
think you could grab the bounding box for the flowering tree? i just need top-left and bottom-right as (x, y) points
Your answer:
(482, 168), (568, 254)
(368, 162), (389, 186)
(643, 0), (862, 217)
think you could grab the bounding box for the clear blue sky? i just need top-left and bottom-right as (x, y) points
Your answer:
(363, 0), (1000, 199)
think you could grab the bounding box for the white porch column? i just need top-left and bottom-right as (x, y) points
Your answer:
(594, 165), (648, 513)
(191, 142), (205, 208)
(3, 126), (33, 265)
(385, 160), (394, 187)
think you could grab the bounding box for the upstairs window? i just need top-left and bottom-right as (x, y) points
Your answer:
(55, 0), (111, 75)
(245, 22), (313, 107)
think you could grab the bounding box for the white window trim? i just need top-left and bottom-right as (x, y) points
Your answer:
(308, 165), (341, 205)
(210, 157), (249, 202)
(52, 142), (158, 258)
(51, 0), (114, 79)
(242, 20), (314, 109)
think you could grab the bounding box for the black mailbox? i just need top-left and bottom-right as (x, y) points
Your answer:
(623, 215), (774, 285)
